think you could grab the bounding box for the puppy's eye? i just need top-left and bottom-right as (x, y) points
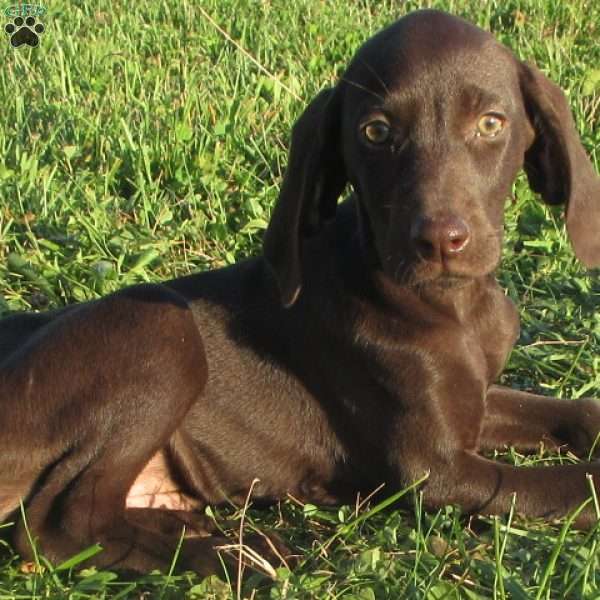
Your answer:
(363, 120), (391, 144)
(476, 113), (505, 138)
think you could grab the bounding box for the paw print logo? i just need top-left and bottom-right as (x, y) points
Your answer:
(5, 15), (44, 47)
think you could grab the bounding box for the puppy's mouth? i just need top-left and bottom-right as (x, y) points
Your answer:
(414, 272), (474, 290)
(386, 255), (495, 288)
(407, 268), (473, 289)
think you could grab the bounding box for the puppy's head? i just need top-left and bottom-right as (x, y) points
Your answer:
(264, 10), (600, 307)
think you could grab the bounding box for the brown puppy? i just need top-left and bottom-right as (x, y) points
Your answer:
(1, 9), (600, 574)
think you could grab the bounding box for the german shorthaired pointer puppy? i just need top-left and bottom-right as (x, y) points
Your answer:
(1, 9), (599, 574)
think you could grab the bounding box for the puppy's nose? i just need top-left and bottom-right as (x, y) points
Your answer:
(410, 215), (471, 260)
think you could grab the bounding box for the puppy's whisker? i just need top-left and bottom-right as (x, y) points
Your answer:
(358, 59), (391, 96)
(340, 77), (385, 102)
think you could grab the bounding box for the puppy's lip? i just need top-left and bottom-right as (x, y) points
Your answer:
(413, 271), (472, 286)
(391, 260), (484, 286)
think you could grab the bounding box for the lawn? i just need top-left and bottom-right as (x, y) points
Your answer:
(0, 0), (599, 597)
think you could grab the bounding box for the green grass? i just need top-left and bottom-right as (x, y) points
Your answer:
(0, 0), (599, 597)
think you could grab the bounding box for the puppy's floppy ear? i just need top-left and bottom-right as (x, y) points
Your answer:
(519, 62), (600, 268)
(263, 88), (347, 307)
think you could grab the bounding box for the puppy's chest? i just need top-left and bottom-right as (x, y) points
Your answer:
(361, 290), (519, 388)
(354, 313), (502, 391)
(472, 294), (520, 381)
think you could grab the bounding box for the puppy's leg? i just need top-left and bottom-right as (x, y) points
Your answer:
(480, 385), (600, 454)
(419, 450), (600, 528)
(399, 383), (600, 527)
(0, 284), (229, 573)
